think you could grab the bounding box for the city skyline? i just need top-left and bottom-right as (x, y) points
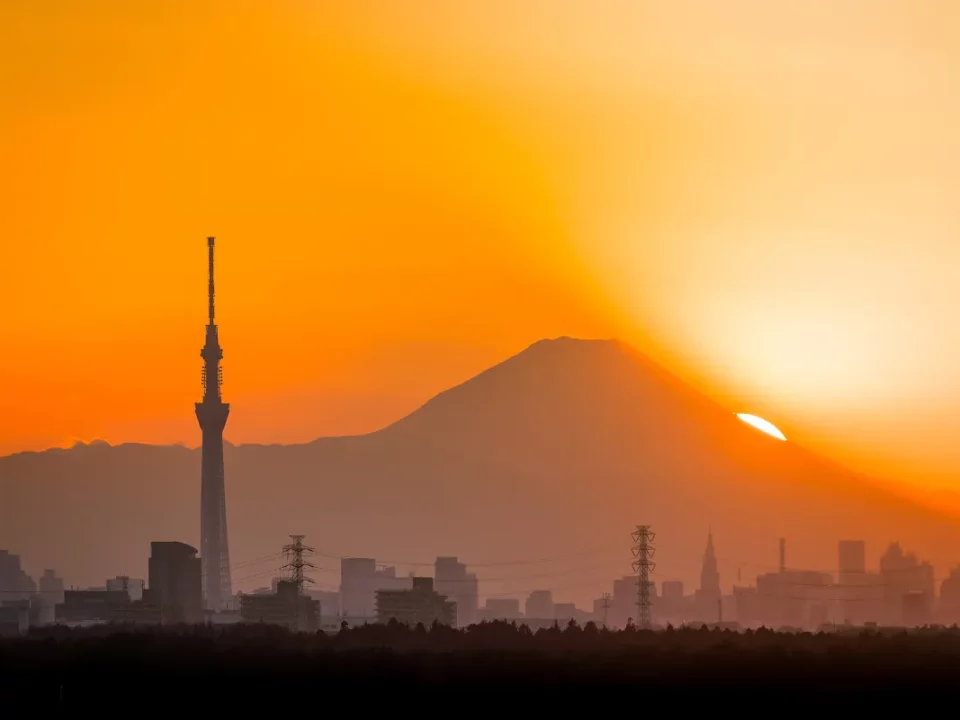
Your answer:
(5, 529), (957, 633)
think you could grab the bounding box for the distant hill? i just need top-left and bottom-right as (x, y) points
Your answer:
(2, 337), (958, 605)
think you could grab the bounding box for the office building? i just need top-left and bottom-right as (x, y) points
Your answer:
(434, 556), (479, 627)
(0, 550), (35, 602)
(148, 541), (203, 624)
(695, 532), (721, 621)
(880, 542), (934, 626)
(838, 540), (866, 576)
(525, 590), (554, 621)
(340, 558), (411, 619)
(36, 570), (65, 626)
(939, 566), (960, 625)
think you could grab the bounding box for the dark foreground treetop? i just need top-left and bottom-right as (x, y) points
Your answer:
(4, 620), (960, 706)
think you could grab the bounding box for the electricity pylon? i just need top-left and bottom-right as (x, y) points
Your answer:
(631, 525), (656, 630)
(281, 535), (315, 632)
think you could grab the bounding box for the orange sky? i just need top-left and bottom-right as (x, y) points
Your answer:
(2, 1), (960, 497)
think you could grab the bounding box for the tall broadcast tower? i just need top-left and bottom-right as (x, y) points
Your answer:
(195, 236), (233, 610)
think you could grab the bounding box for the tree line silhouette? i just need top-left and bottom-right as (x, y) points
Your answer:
(4, 619), (960, 705)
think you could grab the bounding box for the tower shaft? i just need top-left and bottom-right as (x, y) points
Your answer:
(196, 236), (232, 611)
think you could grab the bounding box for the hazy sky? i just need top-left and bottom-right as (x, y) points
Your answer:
(3, 1), (960, 495)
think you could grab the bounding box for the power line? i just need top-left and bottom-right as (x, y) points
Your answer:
(231, 553), (283, 571)
(313, 544), (625, 570)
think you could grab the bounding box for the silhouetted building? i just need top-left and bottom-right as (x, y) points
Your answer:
(657, 580), (686, 624)
(304, 588), (340, 620)
(662, 580), (684, 602)
(56, 590), (124, 623)
(36, 569), (64, 625)
(755, 570), (833, 629)
(106, 576), (144, 601)
(937, 566), (960, 625)
(903, 590), (932, 627)
(195, 237), (233, 610)
(525, 590), (554, 621)
(880, 542), (934, 626)
(434, 556), (479, 627)
(340, 558), (411, 619)
(0, 603), (30, 637)
(838, 540), (866, 576)
(554, 602), (591, 625)
(836, 540), (880, 625)
(0, 550), (36, 602)
(695, 532), (721, 621)
(240, 579), (319, 632)
(608, 575), (657, 628)
(148, 541), (203, 623)
(56, 590), (161, 625)
(480, 598), (522, 621)
(376, 577), (455, 627)
(733, 585), (760, 628)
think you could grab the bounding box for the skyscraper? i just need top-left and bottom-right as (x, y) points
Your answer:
(695, 531), (721, 621)
(700, 532), (720, 596)
(195, 237), (232, 610)
(148, 541), (203, 623)
(838, 540), (866, 576)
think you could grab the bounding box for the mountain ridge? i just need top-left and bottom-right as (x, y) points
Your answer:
(1, 337), (957, 605)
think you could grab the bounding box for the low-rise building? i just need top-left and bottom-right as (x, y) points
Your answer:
(376, 577), (455, 627)
(240, 580), (319, 632)
(55, 590), (162, 625)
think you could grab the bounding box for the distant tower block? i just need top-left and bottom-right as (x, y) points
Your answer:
(195, 237), (233, 610)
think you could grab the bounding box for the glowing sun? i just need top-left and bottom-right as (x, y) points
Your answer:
(736, 413), (787, 441)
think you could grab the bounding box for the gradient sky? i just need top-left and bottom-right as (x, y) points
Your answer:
(3, 1), (960, 500)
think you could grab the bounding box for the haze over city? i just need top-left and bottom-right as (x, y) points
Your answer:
(3, 1), (960, 700)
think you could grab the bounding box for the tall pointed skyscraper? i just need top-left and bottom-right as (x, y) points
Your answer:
(700, 532), (720, 597)
(695, 531), (721, 621)
(195, 237), (232, 610)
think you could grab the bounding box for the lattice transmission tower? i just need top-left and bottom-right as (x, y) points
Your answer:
(282, 535), (316, 593)
(600, 592), (612, 630)
(631, 525), (656, 630)
(281, 535), (316, 632)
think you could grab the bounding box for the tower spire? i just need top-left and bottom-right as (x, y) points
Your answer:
(207, 236), (216, 324)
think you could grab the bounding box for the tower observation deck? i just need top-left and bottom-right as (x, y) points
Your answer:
(195, 236), (232, 610)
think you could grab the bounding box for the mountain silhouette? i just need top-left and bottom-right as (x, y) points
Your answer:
(1, 337), (957, 604)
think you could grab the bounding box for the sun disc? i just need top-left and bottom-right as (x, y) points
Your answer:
(736, 413), (786, 441)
